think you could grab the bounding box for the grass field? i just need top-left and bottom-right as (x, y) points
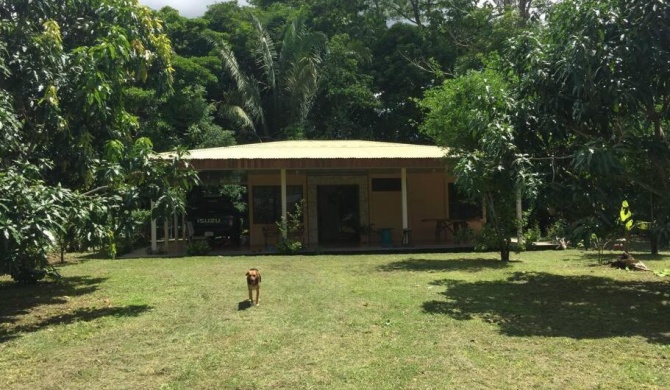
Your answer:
(1, 249), (670, 389)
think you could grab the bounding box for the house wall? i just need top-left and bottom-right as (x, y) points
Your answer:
(244, 169), (482, 250)
(247, 172), (307, 249)
(367, 171), (454, 245)
(408, 172), (449, 245)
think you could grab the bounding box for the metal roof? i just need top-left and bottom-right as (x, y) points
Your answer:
(172, 140), (448, 160)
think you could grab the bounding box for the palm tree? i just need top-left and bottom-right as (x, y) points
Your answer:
(211, 13), (327, 141)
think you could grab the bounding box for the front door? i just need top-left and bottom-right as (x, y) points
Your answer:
(317, 185), (360, 245)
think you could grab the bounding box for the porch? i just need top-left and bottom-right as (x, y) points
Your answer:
(153, 140), (486, 254)
(123, 237), (476, 258)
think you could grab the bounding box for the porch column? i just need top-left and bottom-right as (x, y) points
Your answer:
(401, 168), (408, 230)
(151, 200), (157, 253)
(280, 168), (287, 239)
(173, 214), (178, 240)
(182, 213), (187, 240)
(164, 219), (169, 251)
(401, 168), (410, 246)
(516, 188), (523, 245)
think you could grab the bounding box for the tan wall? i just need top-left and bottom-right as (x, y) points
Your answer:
(247, 172), (307, 249)
(366, 172), (449, 245)
(368, 174), (402, 244)
(407, 172), (449, 244)
(244, 170), (482, 249)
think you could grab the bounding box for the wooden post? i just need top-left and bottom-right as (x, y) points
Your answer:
(150, 201), (157, 253)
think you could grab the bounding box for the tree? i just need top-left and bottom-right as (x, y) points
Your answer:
(419, 66), (538, 261)
(511, 0), (670, 253)
(0, 0), (197, 282)
(306, 34), (380, 140)
(211, 12), (327, 140)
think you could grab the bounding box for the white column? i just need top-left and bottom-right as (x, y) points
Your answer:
(401, 168), (408, 230)
(516, 188), (523, 245)
(164, 219), (169, 251)
(151, 201), (157, 253)
(182, 213), (187, 240)
(280, 169), (287, 238)
(173, 214), (178, 240)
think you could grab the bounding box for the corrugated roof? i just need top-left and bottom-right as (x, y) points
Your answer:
(168, 140), (448, 160)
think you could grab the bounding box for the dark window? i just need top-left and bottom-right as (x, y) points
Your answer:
(371, 178), (401, 191)
(448, 183), (482, 220)
(252, 185), (303, 224)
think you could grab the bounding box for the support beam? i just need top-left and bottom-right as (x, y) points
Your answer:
(280, 169), (287, 239)
(401, 168), (408, 230)
(516, 188), (523, 246)
(150, 201), (158, 253)
(401, 168), (411, 246)
(164, 219), (169, 252)
(182, 213), (187, 240)
(173, 214), (178, 240)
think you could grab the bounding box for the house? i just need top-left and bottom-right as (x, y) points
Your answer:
(152, 140), (484, 253)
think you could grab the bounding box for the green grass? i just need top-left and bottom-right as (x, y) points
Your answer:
(2, 249), (670, 389)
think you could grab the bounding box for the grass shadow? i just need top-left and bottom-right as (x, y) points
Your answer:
(423, 271), (670, 344)
(0, 276), (108, 342)
(379, 257), (515, 272)
(578, 251), (669, 263)
(0, 304), (151, 342)
(238, 300), (253, 311)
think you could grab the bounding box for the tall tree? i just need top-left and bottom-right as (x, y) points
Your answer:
(511, 0), (670, 253)
(307, 34), (379, 139)
(0, 0), (197, 281)
(420, 66), (539, 261)
(211, 13), (327, 140)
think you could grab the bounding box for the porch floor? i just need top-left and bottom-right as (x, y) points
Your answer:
(121, 238), (481, 258)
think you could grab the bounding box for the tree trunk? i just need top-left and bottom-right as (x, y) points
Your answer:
(650, 230), (659, 255)
(500, 243), (510, 262)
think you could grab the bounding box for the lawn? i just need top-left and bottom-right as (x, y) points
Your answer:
(1, 249), (670, 389)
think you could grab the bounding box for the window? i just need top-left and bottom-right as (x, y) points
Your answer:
(448, 183), (482, 220)
(252, 185), (303, 224)
(371, 178), (401, 191)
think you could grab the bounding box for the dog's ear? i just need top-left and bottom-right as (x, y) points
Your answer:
(245, 271), (250, 276)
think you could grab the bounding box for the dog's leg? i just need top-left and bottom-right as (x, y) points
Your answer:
(248, 287), (253, 302)
(255, 287), (260, 306)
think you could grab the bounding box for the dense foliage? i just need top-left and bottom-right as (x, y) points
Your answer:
(0, 0), (198, 282)
(1, 0), (668, 273)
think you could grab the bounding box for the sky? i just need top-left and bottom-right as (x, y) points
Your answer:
(139, 0), (248, 18)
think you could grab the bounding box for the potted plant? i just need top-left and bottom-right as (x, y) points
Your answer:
(358, 223), (375, 245)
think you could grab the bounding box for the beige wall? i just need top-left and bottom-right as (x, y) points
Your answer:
(247, 172), (307, 248)
(245, 169), (481, 249)
(407, 172), (449, 245)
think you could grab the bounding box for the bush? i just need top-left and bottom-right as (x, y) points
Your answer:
(474, 225), (500, 252)
(276, 199), (305, 255)
(276, 238), (303, 254)
(186, 240), (211, 256)
(546, 219), (568, 241)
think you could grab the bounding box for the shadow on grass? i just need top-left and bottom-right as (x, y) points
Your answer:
(423, 271), (670, 344)
(0, 305), (151, 343)
(0, 275), (118, 342)
(379, 257), (515, 272)
(578, 251), (669, 264)
(238, 300), (253, 311)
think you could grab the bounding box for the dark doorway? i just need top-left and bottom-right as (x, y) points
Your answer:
(317, 185), (360, 244)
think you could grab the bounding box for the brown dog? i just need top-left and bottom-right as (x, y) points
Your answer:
(246, 268), (261, 305)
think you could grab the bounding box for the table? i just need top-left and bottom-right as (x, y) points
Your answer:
(421, 219), (468, 243)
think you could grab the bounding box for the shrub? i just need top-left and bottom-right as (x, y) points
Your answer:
(186, 240), (211, 256)
(276, 199), (305, 254)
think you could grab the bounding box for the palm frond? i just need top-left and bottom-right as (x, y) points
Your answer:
(251, 14), (277, 91)
(207, 36), (267, 136)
